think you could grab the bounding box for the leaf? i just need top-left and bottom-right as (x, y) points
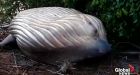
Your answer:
(122, 8), (128, 15)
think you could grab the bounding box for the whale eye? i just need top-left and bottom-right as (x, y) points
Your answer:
(94, 29), (98, 35)
(88, 22), (92, 25)
(87, 21), (99, 38)
(92, 29), (99, 40)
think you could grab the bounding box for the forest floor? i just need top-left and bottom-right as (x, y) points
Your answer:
(0, 30), (140, 75)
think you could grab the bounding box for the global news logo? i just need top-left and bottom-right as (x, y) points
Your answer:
(115, 64), (140, 75)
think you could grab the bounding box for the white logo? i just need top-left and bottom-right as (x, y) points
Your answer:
(115, 68), (130, 75)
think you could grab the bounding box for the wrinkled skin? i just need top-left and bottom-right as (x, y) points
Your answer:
(0, 7), (111, 74)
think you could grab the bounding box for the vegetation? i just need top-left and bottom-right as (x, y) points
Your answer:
(0, 0), (140, 46)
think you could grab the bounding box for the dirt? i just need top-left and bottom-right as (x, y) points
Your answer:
(0, 48), (139, 75)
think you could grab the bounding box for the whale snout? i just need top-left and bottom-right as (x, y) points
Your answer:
(96, 39), (111, 54)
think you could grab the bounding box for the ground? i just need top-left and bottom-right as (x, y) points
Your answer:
(0, 30), (140, 75)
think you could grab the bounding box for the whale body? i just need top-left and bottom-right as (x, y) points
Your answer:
(1, 7), (111, 65)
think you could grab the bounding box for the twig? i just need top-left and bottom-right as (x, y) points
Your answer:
(12, 52), (21, 74)
(115, 42), (140, 50)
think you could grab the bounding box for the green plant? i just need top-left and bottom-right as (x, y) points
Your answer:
(86, 0), (140, 45)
